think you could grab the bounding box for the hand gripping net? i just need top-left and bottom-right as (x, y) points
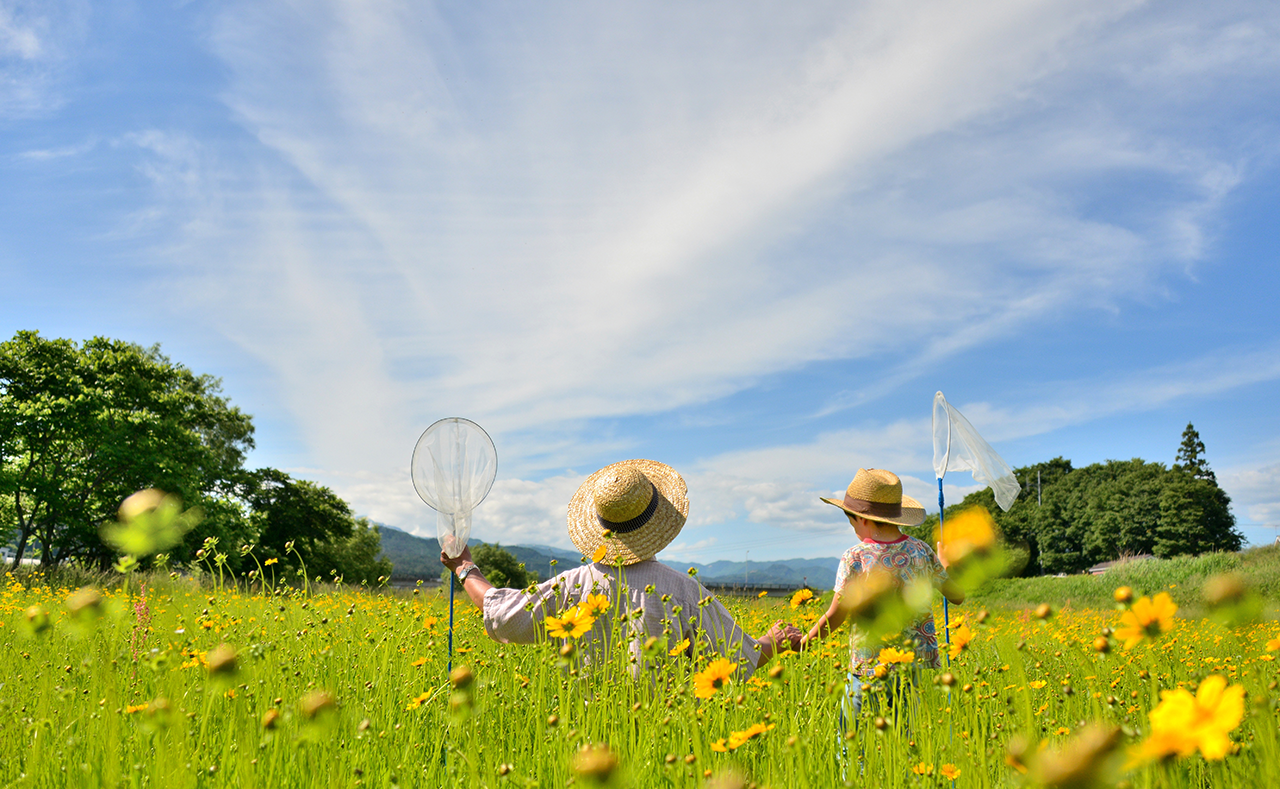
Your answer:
(932, 392), (1021, 512)
(411, 418), (498, 558)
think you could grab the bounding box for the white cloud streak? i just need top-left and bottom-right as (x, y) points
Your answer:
(86, 1), (1280, 553)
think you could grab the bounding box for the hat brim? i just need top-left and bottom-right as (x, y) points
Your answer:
(567, 459), (689, 566)
(819, 494), (927, 528)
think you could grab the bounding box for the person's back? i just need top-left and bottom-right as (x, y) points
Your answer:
(442, 459), (802, 680)
(833, 533), (948, 674)
(803, 468), (963, 683)
(482, 557), (761, 676)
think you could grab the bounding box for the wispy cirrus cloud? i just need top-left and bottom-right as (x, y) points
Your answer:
(175, 0), (1275, 471)
(0, 0), (88, 118)
(59, 0), (1278, 556)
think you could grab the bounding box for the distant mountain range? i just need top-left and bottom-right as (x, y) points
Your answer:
(377, 523), (837, 589)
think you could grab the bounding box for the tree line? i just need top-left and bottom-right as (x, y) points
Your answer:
(0, 330), (391, 584)
(910, 423), (1242, 576)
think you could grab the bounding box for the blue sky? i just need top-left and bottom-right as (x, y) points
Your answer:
(4, 0), (1279, 562)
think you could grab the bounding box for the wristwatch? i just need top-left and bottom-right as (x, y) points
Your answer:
(456, 562), (479, 582)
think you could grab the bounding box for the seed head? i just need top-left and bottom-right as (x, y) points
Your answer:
(205, 644), (238, 676)
(261, 709), (281, 729)
(66, 587), (103, 617)
(1203, 573), (1246, 607)
(571, 744), (618, 783)
(300, 690), (335, 719)
(450, 665), (474, 689)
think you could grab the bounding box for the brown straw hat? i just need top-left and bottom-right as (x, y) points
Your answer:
(567, 459), (689, 566)
(820, 468), (926, 528)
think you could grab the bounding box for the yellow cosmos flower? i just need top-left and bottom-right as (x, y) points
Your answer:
(404, 691), (434, 711)
(668, 638), (691, 657)
(940, 764), (961, 780)
(877, 646), (915, 665)
(711, 721), (775, 751)
(546, 605), (596, 639)
(1029, 680), (1048, 689)
(757, 591), (768, 598)
(581, 593), (610, 616)
(693, 658), (737, 699)
(1137, 675), (1244, 762)
(790, 588), (814, 609)
(949, 622), (973, 659)
(1115, 592), (1177, 649)
(264, 558), (278, 566)
(591, 545), (608, 563)
(1266, 637), (1280, 652)
(935, 506), (997, 565)
(911, 763), (934, 776)
(411, 656), (427, 667)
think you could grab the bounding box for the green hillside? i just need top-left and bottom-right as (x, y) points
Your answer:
(969, 544), (1280, 612)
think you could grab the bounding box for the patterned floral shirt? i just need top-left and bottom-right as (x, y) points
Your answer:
(832, 536), (949, 676)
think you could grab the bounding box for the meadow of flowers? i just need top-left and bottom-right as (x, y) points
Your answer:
(2, 562), (1278, 789)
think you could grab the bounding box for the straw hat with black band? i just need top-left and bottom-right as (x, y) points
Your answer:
(567, 459), (689, 566)
(820, 468), (926, 528)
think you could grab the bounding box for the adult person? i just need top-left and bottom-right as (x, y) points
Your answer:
(440, 459), (802, 677)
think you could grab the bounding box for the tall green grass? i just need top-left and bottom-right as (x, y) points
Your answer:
(1, 570), (1277, 787)
(973, 545), (1280, 612)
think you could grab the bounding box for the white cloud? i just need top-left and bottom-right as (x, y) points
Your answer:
(77, 0), (1276, 558)
(1219, 462), (1280, 530)
(0, 5), (42, 60)
(0, 1), (87, 118)
(15, 136), (94, 160)
(169, 0), (1279, 485)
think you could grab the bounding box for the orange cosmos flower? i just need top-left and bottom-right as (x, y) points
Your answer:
(693, 658), (737, 699)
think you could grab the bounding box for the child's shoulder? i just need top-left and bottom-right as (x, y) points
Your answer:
(840, 541), (873, 559)
(896, 534), (938, 555)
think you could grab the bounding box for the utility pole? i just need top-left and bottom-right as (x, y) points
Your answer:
(745, 551), (749, 587)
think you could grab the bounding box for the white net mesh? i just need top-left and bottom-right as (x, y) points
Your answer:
(932, 392), (1021, 512)
(411, 417), (498, 558)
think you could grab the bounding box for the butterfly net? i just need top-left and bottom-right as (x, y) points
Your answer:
(411, 418), (498, 558)
(932, 392), (1021, 511)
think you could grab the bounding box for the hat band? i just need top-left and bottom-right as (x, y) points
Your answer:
(843, 495), (902, 519)
(597, 483), (660, 534)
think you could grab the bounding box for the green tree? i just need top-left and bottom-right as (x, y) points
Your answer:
(240, 469), (392, 585)
(0, 331), (254, 569)
(309, 518), (393, 586)
(1175, 422), (1217, 482)
(471, 543), (530, 589)
(241, 469), (354, 572)
(932, 452), (1241, 576)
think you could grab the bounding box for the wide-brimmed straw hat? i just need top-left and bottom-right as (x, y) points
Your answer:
(567, 459), (689, 566)
(820, 468), (925, 528)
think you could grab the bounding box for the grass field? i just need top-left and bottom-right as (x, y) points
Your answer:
(2, 564), (1278, 788)
(971, 545), (1280, 614)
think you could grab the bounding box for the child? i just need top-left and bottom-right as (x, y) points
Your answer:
(802, 468), (964, 710)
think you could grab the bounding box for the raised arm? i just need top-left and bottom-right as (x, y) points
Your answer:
(441, 547), (495, 608)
